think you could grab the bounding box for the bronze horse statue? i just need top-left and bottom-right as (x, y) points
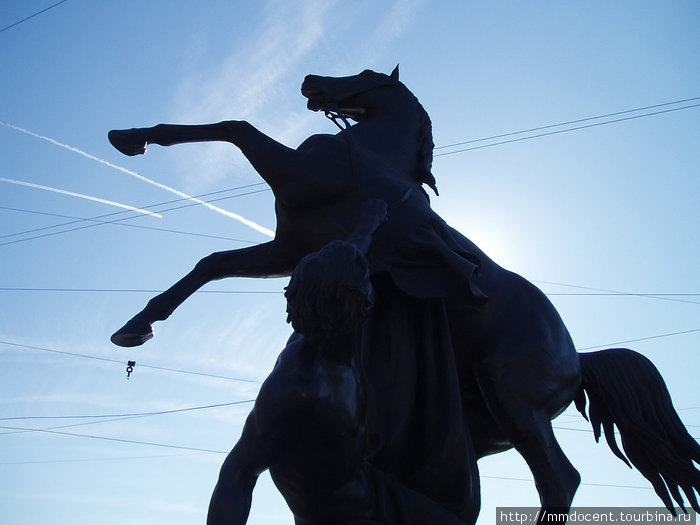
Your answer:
(108, 67), (699, 522)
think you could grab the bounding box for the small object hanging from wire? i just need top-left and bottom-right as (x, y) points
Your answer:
(126, 360), (136, 380)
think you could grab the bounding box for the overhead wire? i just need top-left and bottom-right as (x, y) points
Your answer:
(0, 415), (676, 491)
(0, 205), (258, 244)
(0, 400), (256, 422)
(0, 414), (174, 437)
(0, 451), (216, 466)
(0, 340), (263, 384)
(434, 101), (700, 157)
(1, 182), (267, 240)
(534, 280), (700, 306)
(0, 424), (228, 454)
(435, 96), (700, 151)
(0, 399), (255, 436)
(0, 182), (266, 238)
(0, 435), (660, 491)
(0, 425), (685, 490)
(576, 328), (700, 352)
(0, 287), (282, 294)
(481, 475), (652, 491)
(1, 184), (271, 247)
(0, 419), (663, 490)
(2, 286), (698, 303)
(3, 324), (698, 386)
(0, 0), (69, 33)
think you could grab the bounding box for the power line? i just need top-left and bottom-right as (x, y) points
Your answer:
(0, 287), (282, 294)
(548, 293), (700, 297)
(0, 424), (228, 454)
(0, 427), (659, 491)
(0, 205), (258, 244)
(1, 186), (271, 247)
(434, 103), (700, 157)
(435, 96), (700, 150)
(0, 205), (257, 244)
(3, 324), (697, 386)
(0, 340), (263, 384)
(1, 183), (267, 240)
(0, 451), (215, 466)
(0, 400), (256, 422)
(481, 475), (652, 491)
(0, 400), (256, 438)
(576, 328), (700, 352)
(534, 280), (700, 306)
(0, 413), (166, 437)
(554, 424), (699, 440)
(0, 0), (69, 33)
(0, 439), (659, 491)
(4, 287), (699, 304)
(0, 423), (689, 491)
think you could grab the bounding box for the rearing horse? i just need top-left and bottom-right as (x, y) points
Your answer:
(108, 67), (699, 522)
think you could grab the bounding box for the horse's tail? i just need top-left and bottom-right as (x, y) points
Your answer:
(574, 348), (700, 514)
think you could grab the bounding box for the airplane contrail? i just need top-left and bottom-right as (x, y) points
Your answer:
(0, 177), (163, 218)
(0, 121), (275, 237)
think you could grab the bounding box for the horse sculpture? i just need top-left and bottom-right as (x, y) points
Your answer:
(108, 67), (699, 523)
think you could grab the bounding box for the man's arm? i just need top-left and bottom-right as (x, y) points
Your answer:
(207, 409), (271, 525)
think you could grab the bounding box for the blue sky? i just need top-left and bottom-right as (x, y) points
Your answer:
(1, 1), (698, 523)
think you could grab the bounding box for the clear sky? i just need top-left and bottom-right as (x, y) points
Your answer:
(1, 1), (698, 524)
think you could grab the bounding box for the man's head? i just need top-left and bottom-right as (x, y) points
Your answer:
(284, 240), (373, 345)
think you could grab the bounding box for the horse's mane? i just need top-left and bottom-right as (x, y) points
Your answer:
(402, 84), (437, 195)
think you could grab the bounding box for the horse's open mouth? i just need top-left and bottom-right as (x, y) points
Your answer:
(306, 96), (325, 112)
(302, 86), (366, 117)
(306, 98), (366, 119)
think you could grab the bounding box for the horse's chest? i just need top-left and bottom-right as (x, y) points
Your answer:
(278, 198), (366, 249)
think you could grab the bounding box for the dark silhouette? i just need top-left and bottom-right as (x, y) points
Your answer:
(109, 67), (699, 522)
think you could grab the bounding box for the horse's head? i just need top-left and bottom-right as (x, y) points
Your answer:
(301, 66), (400, 122)
(302, 66), (437, 194)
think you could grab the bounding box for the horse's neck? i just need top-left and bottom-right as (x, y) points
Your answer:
(344, 111), (420, 178)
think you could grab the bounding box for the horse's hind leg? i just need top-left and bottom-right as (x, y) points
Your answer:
(512, 413), (580, 515)
(477, 369), (581, 517)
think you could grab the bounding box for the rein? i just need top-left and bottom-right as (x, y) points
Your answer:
(324, 108), (352, 131)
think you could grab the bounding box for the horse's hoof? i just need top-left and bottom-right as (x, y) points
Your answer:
(108, 129), (147, 156)
(111, 317), (154, 347)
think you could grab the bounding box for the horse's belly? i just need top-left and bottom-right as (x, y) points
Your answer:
(458, 270), (581, 409)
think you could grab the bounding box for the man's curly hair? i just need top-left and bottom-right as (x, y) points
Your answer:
(284, 240), (373, 343)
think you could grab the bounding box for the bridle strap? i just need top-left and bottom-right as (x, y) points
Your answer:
(324, 108), (352, 131)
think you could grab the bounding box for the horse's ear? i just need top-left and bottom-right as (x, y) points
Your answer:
(390, 64), (399, 82)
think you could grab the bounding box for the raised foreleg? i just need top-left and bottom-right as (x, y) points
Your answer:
(108, 121), (304, 192)
(111, 241), (297, 347)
